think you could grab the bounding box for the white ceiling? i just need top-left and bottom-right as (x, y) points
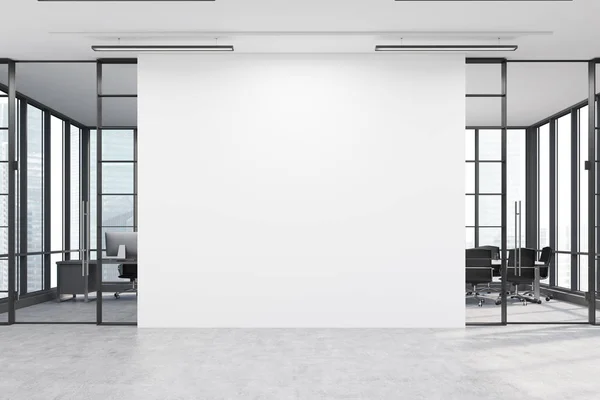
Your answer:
(0, 0), (599, 59)
(1, 0), (599, 127)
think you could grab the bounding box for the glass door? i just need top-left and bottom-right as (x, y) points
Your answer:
(14, 63), (97, 324)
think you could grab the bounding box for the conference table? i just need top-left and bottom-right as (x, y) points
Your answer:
(491, 259), (545, 302)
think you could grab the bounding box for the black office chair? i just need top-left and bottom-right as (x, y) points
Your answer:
(506, 248), (542, 304)
(466, 248), (495, 307)
(475, 245), (502, 294)
(114, 264), (137, 299)
(522, 246), (553, 302)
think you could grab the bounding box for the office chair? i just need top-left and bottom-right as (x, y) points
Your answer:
(522, 246), (553, 302)
(465, 248), (495, 307)
(475, 245), (503, 295)
(114, 263), (137, 299)
(505, 248), (542, 305)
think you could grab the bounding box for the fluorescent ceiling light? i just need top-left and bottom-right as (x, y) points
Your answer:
(91, 45), (234, 52)
(375, 45), (518, 52)
(41, 1), (214, 2)
(395, 0), (570, 2)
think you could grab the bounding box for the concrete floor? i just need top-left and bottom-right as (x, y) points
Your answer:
(0, 325), (599, 400)
(4, 295), (595, 325)
(466, 297), (599, 323)
(13, 294), (137, 323)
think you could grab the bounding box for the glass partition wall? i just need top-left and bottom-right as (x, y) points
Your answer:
(507, 62), (589, 323)
(1, 57), (599, 326)
(0, 60), (137, 325)
(9, 63), (94, 323)
(97, 60), (138, 325)
(0, 62), (9, 324)
(465, 60), (506, 324)
(466, 59), (600, 325)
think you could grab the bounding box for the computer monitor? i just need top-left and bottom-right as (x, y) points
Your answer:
(105, 232), (137, 259)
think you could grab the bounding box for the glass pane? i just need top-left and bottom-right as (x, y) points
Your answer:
(70, 126), (80, 260)
(50, 254), (60, 289)
(0, 227), (7, 298)
(479, 195), (501, 226)
(101, 98), (137, 127)
(0, 260), (7, 299)
(0, 97), (7, 128)
(102, 130), (134, 161)
(556, 253), (571, 289)
(479, 163), (501, 194)
(101, 227), (135, 283)
(466, 64), (501, 95)
(479, 228), (501, 248)
(465, 163), (475, 194)
(465, 129), (475, 160)
(27, 255), (42, 293)
(539, 123), (550, 248)
(556, 115), (571, 251)
(0, 227), (7, 254)
(507, 129), (526, 250)
(0, 129), (7, 160)
(102, 163), (134, 194)
(51, 117), (63, 252)
(0, 163), (7, 194)
(580, 106), (589, 253)
(102, 195), (134, 227)
(466, 97), (501, 127)
(27, 106), (43, 254)
(466, 227), (475, 248)
(479, 130), (502, 160)
(0, 195), (7, 226)
(101, 64), (137, 95)
(580, 255), (588, 292)
(101, 226), (135, 251)
(465, 195), (475, 226)
(91, 131), (97, 258)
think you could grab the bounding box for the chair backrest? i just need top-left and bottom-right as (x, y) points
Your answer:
(539, 247), (553, 266)
(465, 248), (493, 284)
(476, 245), (500, 260)
(507, 248), (536, 267)
(466, 248), (493, 267)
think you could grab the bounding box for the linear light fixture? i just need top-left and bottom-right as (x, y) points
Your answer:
(394, 0), (571, 2)
(375, 45), (518, 52)
(91, 45), (234, 52)
(41, 1), (215, 2)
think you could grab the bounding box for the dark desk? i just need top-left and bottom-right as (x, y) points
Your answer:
(56, 259), (138, 302)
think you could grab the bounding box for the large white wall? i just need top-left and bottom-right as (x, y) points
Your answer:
(138, 54), (465, 328)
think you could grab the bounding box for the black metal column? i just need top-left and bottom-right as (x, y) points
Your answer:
(96, 62), (103, 325)
(7, 61), (16, 324)
(501, 61), (508, 325)
(133, 128), (138, 231)
(64, 123), (71, 261)
(474, 129), (480, 247)
(43, 111), (51, 291)
(571, 109), (578, 291)
(525, 127), (538, 249)
(81, 129), (89, 204)
(42, 110), (51, 290)
(19, 100), (28, 298)
(597, 95), (600, 306)
(588, 61), (596, 324)
(549, 120), (557, 287)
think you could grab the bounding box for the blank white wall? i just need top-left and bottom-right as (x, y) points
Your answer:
(138, 54), (465, 328)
